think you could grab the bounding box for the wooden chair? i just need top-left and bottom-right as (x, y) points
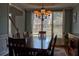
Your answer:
(78, 40), (79, 56)
(13, 46), (48, 56)
(50, 35), (57, 56)
(8, 37), (26, 56)
(8, 37), (43, 56)
(8, 37), (14, 56)
(48, 34), (53, 50)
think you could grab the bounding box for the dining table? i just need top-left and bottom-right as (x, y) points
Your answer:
(8, 35), (52, 56)
(25, 36), (51, 49)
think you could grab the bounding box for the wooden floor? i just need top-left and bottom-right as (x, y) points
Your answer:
(54, 47), (67, 56)
(55, 45), (68, 56)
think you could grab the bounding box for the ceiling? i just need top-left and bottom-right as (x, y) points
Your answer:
(12, 3), (79, 10)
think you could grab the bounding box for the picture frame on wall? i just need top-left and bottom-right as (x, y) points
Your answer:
(73, 12), (77, 23)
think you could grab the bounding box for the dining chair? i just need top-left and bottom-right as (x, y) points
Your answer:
(50, 35), (57, 56)
(8, 37), (26, 56)
(48, 34), (53, 50)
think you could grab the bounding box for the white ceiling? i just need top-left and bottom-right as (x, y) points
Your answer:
(12, 3), (79, 10)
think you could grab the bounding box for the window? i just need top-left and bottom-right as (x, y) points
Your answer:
(32, 14), (41, 36)
(53, 11), (63, 38)
(43, 14), (52, 36)
(32, 13), (52, 37)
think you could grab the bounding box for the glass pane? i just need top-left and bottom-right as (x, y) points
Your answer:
(32, 14), (41, 36)
(53, 11), (63, 38)
(43, 14), (52, 37)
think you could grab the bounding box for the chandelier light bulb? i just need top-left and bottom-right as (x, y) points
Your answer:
(41, 8), (45, 14)
(34, 8), (52, 19)
(45, 12), (49, 16)
(47, 10), (52, 14)
(34, 10), (39, 15)
(37, 12), (41, 16)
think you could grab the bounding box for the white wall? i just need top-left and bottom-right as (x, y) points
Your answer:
(72, 4), (79, 34)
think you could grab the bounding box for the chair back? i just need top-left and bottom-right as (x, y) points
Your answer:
(51, 35), (57, 56)
(8, 37), (26, 56)
(48, 34), (53, 50)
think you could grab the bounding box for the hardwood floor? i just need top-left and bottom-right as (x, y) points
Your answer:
(54, 47), (67, 56)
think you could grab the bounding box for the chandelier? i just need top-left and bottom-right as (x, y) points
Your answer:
(34, 4), (52, 19)
(33, 4), (52, 32)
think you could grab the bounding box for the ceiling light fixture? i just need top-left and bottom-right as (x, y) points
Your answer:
(34, 4), (52, 19)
